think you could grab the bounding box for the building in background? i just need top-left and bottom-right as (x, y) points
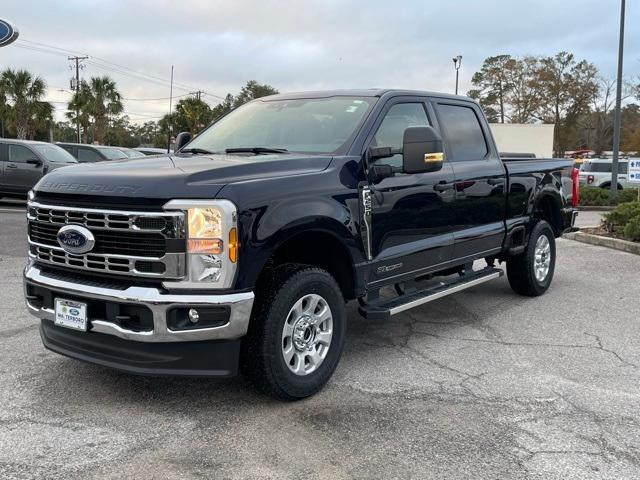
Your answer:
(490, 123), (555, 158)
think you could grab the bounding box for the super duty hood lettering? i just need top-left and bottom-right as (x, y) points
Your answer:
(39, 181), (144, 195)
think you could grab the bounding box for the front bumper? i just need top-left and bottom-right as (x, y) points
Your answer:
(24, 264), (254, 343)
(24, 264), (255, 376)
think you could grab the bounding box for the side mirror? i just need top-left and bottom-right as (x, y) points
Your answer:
(26, 159), (42, 167)
(175, 132), (192, 151)
(402, 126), (444, 174)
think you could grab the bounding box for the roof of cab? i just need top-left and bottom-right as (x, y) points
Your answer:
(258, 89), (471, 102)
(0, 138), (52, 145)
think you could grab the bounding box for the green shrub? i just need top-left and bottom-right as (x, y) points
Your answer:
(579, 186), (640, 206)
(579, 186), (611, 206)
(603, 201), (640, 241)
(618, 189), (639, 204)
(623, 216), (640, 241)
(604, 202), (640, 227)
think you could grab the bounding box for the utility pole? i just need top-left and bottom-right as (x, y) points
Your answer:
(610, 0), (625, 197)
(190, 90), (203, 101)
(167, 65), (174, 153)
(453, 55), (462, 95)
(68, 55), (88, 143)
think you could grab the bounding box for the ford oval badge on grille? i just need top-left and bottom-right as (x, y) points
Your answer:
(57, 225), (95, 254)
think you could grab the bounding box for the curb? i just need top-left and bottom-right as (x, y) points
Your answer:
(564, 231), (640, 255)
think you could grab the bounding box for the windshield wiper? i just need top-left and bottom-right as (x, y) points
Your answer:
(180, 147), (215, 154)
(225, 147), (289, 155)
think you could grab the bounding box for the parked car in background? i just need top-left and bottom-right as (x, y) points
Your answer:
(578, 158), (636, 189)
(116, 147), (146, 159)
(0, 139), (76, 199)
(56, 143), (129, 162)
(134, 147), (170, 156)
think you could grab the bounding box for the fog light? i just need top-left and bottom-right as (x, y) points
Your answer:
(188, 308), (200, 324)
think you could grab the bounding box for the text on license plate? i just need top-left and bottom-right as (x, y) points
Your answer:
(54, 298), (88, 332)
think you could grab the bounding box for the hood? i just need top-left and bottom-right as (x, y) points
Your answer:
(34, 153), (332, 199)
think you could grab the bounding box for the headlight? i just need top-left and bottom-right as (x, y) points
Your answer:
(162, 200), (238, 289)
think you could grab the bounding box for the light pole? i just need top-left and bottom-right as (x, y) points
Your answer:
(453, 55), (462, 95)
(610, 0), (625, 196)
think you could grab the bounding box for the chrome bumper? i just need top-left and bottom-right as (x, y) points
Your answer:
(24, 265), (254, 343)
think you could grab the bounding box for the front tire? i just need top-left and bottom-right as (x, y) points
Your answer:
(506, 220), (556, 297)
(242, 265), (346, 400)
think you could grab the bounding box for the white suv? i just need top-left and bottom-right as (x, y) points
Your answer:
(579, 158), (636, 189)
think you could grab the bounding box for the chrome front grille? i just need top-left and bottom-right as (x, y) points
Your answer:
(27, 201), (186, 279)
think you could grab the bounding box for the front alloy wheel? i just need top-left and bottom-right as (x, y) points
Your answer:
(282, 293), (334, 376)
(242, 265), (346, 400)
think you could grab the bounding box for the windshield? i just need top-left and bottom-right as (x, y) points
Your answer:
(186, 96), (375, 155)
(31, 144), (77, 163)
(97, 147), (128, 160)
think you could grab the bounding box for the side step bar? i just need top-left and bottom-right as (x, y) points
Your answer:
(359, 267), (503, 320)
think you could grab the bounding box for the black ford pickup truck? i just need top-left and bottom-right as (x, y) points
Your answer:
(24, 89), (578, 399)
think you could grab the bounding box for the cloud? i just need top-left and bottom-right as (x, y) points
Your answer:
(2, 0), (638, 122)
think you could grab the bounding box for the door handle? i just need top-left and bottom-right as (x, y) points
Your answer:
(6, 164), (18, 169)
(434, 182), (454, 192)
(487, 178), (505, 186)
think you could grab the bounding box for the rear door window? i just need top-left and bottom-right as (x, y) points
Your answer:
(77, 148), (103, 162)
(435, 103), (488, 161)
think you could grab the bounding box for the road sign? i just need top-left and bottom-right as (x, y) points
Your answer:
(0, 19), (19, 48)
(629, 159), (640, 184)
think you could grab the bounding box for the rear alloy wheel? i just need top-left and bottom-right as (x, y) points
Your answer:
(506, 220), (556, 297)
(242, 265), (346, 400)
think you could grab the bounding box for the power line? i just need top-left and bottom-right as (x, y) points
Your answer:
(15, 38), (225, 100)
(122, 93), (191, 101)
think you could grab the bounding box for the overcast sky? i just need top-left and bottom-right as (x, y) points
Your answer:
(2, 0), (639, 123)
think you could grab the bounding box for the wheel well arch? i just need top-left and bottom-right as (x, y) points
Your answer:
(599, 182), (623, 190)
(258, 229), (357, 300)
(534, 193), (563, 236)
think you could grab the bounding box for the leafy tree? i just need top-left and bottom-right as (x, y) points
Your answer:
(211, 94), (235, 121)
(468, 55), (513, 123)
(157, 80), (279, 146)
(52, 121), (77, 142)
(175, 97), (214, 134)
(620, 104), (640, 153)
(533, 52), (598, 156)
(502, 56), (540, 124)
(211, 81), (279, 120)
(0, 68), (52, 139)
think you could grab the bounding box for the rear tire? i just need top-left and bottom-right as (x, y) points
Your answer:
(506, 220), (556, 297)
(242, 265), (346, 400)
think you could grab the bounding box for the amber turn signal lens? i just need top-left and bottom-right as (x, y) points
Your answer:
(187, 238), (223, 254)
(228, 227), (238, 263)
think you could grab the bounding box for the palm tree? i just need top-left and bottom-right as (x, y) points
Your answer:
(67, 81), (92, 143)
(0, 69), (50, 139)
(70, 76), (123, 144)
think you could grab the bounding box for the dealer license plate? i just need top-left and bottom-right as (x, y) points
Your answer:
(54, 298), (88, 332)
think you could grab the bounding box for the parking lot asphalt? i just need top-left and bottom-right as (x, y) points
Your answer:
(1, 205), (639, 479)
